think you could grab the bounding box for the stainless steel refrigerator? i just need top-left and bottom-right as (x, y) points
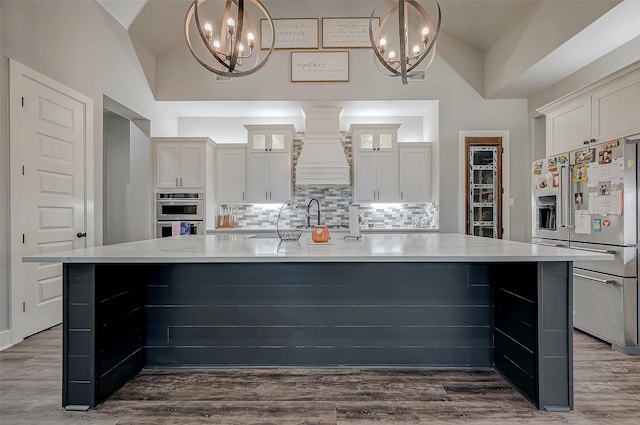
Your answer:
(531, 137), (640, 354)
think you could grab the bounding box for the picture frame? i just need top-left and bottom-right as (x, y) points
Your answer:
(291, 51), (349, 82)
(260, 18), (319, 50)
(322, 17), (380, 48)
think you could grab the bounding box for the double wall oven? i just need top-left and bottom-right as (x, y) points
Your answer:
(155, 192), (205, 237)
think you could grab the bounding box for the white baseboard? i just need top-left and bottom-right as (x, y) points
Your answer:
(0, 329), (13, 351)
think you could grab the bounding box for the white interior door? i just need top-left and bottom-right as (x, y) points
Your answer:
(10, 59), (93, 343)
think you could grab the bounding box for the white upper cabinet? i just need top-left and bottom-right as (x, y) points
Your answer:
(544, 97), (592, 155)
(540, 67), (640, 155)
(246, 125), (293, 153)
(350, 124), (400, 203)
(215, 144), (246, 203)
(399, 143), (432, 203)
(352, 124), (399, 152)
(592, 70), (640, 142)
(244, 125), (295, 203)
(154, 138), (213, 190)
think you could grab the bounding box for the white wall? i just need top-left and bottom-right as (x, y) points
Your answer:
(104, 113), (153, 245)
(129, 119), (153, 241)
(0, 0), (176, 340)
(104, 112), (132, 245)
(0, 2), (10, 339)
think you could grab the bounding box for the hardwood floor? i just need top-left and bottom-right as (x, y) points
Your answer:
(1, 326), (639, 424)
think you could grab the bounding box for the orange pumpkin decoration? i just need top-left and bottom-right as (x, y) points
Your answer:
(311, 225), (330, 243)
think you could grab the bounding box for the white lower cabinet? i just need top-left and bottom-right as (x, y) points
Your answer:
(399, 143), (432, 202)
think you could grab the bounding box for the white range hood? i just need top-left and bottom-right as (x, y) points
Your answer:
(295, 107), (350, 187)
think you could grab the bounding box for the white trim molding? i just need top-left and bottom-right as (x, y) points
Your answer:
(458, 130), (511, 240)
(0, 330), (13, 351)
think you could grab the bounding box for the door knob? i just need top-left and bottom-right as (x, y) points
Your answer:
(76, 232), (87, 238)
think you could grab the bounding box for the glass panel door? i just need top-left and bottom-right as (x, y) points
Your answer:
(468, 146), (499, 238)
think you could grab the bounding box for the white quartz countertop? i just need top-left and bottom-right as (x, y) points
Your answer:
(207, 227), (439, 234)
(23, 233), (612, 264)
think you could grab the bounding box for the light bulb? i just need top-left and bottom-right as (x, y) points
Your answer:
(203, 22), (213, 40)
(238, 43), (245, 52)
(388, 51), (396, 60)
(247, 32), (255, 48)
(422, 27), (429, 43)
(380, 38), (387, 47)
(227, 17), (235, 36)
(213, 40), (221, 49)
(413, 45), (420, 54)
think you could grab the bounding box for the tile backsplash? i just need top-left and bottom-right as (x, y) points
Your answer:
(218, 134), (438, 229)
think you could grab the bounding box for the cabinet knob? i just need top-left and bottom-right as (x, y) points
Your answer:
(590, 138), (596, 144)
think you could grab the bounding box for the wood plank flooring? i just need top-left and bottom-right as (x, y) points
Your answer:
(1, 326), (639, 424)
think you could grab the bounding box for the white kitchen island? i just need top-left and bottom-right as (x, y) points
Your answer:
(24, 233), (611, 412)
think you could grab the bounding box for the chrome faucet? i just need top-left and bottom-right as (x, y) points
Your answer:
(306, 198), (320, 227)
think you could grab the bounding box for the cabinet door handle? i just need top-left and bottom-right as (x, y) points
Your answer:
(266, 191), (268, 200)
(180, 177), (183, 187)
(378, 190), (380, 199)
(373, 190), (376, 200)
(573, 273), (622, 287)
(269, 191), (272, 200)
(175, 177), (179, 187)
(401, 190), (403, 200)
(242, 191), (245, 201)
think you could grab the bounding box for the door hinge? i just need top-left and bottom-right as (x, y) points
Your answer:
(23, 302), (25, 312)
(21, 97), (24, 107)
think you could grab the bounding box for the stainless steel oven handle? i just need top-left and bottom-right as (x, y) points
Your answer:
(571, 246), (616, 254)
(573, 272), (622, 287)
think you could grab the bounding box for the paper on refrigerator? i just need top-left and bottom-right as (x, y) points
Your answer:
(574, 210), (591, 234)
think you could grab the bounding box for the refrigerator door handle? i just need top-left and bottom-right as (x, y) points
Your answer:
(560, 165), (566, 228)
(573, 272), (622, 287)
(571, 246), (616, 255)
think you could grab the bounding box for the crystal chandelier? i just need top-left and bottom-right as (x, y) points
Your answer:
(369, 0), (441, 85)
(184, 0), (275, 78)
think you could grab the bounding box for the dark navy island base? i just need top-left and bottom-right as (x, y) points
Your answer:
(63, 261), (573, 412)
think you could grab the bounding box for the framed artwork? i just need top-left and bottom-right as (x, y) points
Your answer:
(260, 18), (319, 49)
(291, 51), (349, 82)
(322, 17), (379, 48)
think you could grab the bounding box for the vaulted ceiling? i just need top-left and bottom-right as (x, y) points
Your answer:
(99, 0), (640, 101)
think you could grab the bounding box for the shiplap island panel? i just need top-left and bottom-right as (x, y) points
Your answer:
(24, 234), (611, 412)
